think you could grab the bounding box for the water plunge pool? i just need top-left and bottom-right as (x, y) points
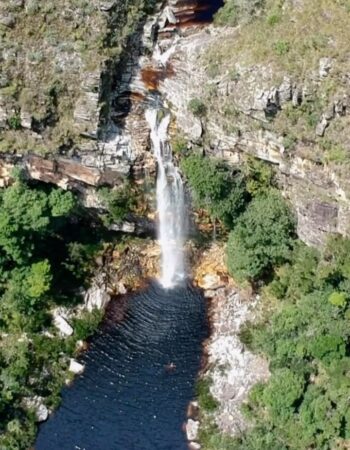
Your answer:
(36, 283), (208, 450)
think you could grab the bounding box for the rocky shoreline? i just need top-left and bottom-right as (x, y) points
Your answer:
(184, 244), (270, 449)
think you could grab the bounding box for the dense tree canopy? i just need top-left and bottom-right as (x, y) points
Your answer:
(0, 178), (101, 449)
(227, 190), (296, 281)
(235, 238), (350, 449)
(181, 154), (248, 227)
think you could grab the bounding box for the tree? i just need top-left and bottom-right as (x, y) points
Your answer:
(227, 190), (295, 281)
(181, 154), (248, 228)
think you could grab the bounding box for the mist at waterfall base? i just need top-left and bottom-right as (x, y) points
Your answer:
(36, 283), (207, 450)
(146, 108), (186, 289)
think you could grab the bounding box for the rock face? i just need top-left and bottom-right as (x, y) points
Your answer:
(206, 288), (269, 435)
(154, 19), (350, 246)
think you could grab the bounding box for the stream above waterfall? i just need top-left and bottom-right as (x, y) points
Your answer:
(36, 283), (207, 450)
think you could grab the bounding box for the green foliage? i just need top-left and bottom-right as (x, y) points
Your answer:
(262, 369), (305, 421)
(198, 420), (237, 450)
(72, 310), (104, 341)
(0, 180), (102, 447)
(48, 189), (76, 217)
(274, 39), (290, 56)
(98, 183), (134, 225)
(234, 235), (350, 449)
(267, 242), (320, 300)
(227, 191), (296, 281)
(7, 114), (21, 130)
(171, 134), (188, 155)
(214, 0), (265, 26)
(242, 157), (275, 196)
(188, 98), (207, 117)
(181, 154), (248, 227)
(196, 378), (218, 412)
(329, 291), (347, 307)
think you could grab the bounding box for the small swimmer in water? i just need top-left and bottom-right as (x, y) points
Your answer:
(164, 362), (176, 372)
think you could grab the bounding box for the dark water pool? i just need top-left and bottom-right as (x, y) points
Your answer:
(36, 283), (207, 450)
(174, 0), (225, 24)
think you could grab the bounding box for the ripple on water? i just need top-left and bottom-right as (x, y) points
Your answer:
(36, 282), (208, 450)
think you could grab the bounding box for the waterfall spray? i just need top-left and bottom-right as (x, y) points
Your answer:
(146, 109), (186, 288)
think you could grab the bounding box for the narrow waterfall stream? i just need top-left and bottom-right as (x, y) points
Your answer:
(146, 109), (186, 288)
(34, 3), (220, 447)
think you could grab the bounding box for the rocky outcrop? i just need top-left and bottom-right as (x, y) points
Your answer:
(193, 243), (270, 437)
(84, 273), (111, 312)
(52, 309), (74, 337)
(154, 21), (350, 246)
(68, 359), (85, 375)
(206, 287), (270, 435)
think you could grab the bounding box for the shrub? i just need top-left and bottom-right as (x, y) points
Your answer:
(242, 157), (275, 196)
(214, 0), (265, 26)
(7, 114), (21, 130)
(196, 378), (218, 411)
(98, 183), (134, 225)
(188, 98), (207, 117)
(274, 40), (290, 56)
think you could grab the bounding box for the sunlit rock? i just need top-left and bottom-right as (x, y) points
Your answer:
(69, 359), (85, 375)
(186, 419), (200, 441)
(52, 311), (73, 337)
(84, 277), (111, 311)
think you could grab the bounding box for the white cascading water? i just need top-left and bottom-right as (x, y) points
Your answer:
(146, 109), (186, 289)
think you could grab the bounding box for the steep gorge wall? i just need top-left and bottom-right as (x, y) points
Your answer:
(155, 2), (350, 247)
(1, 0), (350, 247)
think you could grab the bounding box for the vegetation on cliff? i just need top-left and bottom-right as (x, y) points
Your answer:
(0, 175), (105, 449)
(200, 0), (350, 169)
(0, 0), (156, 154)
(235, 236), (350, 449)
(182, 153), (350, 449)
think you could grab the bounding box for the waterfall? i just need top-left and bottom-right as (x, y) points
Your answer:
(146, 109), (186, 289)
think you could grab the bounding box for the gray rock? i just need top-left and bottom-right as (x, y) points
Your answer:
(99, 1), (117, 11)
(188, 442), (201, 450)
(22, 397), (49, 422)
(316, 116), (329, 137)
(186, 419), (199, 441)
(0, 14), (16, 28)
(319, 57), (333, 78)
(69, 358), (85, 375)
(109, 221), (136, 234)
(20, 110), (32, 129)
(52, 311), (73, 336)
(84, 282), (111, 311)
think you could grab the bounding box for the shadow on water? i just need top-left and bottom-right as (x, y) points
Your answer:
(36, 282), (208, 450)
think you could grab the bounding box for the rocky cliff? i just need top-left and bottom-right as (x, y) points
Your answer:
(155, 0), (350, 246)
(0, 0), (158, 193)
(2, 0), (350, 246)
